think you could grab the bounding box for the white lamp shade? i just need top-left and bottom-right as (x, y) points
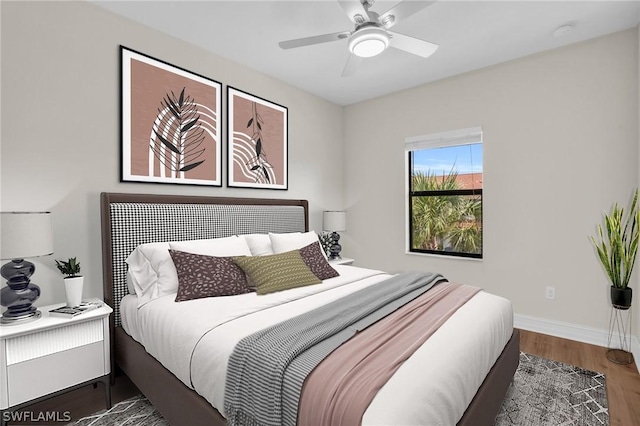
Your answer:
(1, 212), (54, 260)
(323, 211), (347, 232)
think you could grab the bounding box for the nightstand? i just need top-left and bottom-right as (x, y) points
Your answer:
(329, 257), (354, 266)
(0, 299), (112, 424)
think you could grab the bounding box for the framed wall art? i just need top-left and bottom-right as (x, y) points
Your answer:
(121, 46), (222, 186)
(227, 86), (288, 190)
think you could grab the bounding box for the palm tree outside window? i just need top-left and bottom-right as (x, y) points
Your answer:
(406, 127), (483, 258)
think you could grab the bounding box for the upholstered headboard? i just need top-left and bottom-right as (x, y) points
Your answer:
(100, 193), (309, 328)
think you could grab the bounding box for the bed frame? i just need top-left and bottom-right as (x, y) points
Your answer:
(100, 192), (519, 426)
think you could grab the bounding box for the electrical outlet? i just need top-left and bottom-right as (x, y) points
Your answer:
(545, 286), (556, 300)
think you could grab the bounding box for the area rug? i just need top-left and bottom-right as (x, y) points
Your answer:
(494, 352), (608, 425)
(71, 352), (608, 426)
(71, 396), (168, 426)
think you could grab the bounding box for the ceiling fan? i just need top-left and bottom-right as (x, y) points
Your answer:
(278, 0), (438, 77)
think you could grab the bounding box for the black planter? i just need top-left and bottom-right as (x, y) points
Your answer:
(610, 286), (632, 310)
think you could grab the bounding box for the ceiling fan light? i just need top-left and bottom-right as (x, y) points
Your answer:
(349, 27), (390, 58)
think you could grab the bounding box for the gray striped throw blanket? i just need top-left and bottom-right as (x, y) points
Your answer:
(223, 271), (446, 426)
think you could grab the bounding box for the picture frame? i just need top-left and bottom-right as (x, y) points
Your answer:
(227, 86), (288, 190)
(121, 46), (222, 186)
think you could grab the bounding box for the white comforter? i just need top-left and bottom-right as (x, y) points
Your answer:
(121, 266), (513, 425)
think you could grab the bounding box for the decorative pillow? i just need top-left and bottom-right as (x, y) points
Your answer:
(269, 231), (328, 259)
(239, 233), (274, 256)
(233, 250), (321, 295)
(299, 241), (339, 280)
(169, 250), (252, 302)
(169, 236), (252, 257)
(126, 236), (252, 307)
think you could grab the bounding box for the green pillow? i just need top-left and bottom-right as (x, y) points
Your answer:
(233, 250), (321, 295)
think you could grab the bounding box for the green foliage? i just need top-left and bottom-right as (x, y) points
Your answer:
(55, 257), (81, 278)
(590, 189), (640, 289)
(411, 169), (482, 254)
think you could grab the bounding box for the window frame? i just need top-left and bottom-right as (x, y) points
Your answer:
(405, 127), (483, 259)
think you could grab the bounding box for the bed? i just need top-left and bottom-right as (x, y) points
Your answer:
(100, 192), (519, 426)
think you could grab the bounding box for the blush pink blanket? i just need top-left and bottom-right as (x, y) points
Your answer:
(297, 282), (481, 426)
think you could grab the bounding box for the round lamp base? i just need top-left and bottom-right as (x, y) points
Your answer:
(1, 309), (42, 325)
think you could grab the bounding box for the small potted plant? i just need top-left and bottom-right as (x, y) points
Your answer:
(590, 189), (640, 310)
(56, 257), (83, 307)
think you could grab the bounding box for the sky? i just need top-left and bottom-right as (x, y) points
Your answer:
(412, 143), (482, 176)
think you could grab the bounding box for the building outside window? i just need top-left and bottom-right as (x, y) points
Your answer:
(405, 127), (483, 258)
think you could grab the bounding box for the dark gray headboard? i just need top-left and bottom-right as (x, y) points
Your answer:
(100, 193), (309, 328)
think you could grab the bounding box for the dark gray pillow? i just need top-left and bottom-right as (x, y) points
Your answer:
(169, 250), (252, 302)
(299, 241), (339, 280)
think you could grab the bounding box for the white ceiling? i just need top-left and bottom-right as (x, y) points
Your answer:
(94, 0), (640, 106)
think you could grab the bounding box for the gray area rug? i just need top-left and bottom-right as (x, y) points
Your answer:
(494, 352), (608, 425)
(72, 352), (608, 426)
(71, 396), (168, 426)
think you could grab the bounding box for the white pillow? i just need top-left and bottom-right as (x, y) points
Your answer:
(126, 270), (136, 295)
(126, 241), (175, 307)
(126, 236), (252, 307)
(239, 233), (274, 256)
(169, 235), (252, 256)
(269, 231), (327, 259)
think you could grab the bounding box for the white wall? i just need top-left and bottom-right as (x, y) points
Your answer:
(2, 1), (639, 346)
(0, 1), (344, 307)
(343, 29), (639, 334)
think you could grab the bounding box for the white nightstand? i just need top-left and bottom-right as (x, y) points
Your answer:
(329, 257), (354, 266)
(0, 299), (112, 423)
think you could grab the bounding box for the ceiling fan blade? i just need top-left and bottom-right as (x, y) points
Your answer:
(338, 0), (372, 25)
(389, 31), (438, 58)
(341, 54), (363, 77)
(379, 0), (436, 29)
(279, 31), (351, 50)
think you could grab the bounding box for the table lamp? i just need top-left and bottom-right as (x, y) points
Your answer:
(1, 212), (53, 324)
(323, 211), (346, 260)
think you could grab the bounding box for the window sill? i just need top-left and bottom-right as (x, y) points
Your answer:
(404, 250), (483, 261)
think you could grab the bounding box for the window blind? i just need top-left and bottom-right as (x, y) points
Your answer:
(405, 126), (482, 151)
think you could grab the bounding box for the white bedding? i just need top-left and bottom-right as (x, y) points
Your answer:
(121, 265), (513, 425)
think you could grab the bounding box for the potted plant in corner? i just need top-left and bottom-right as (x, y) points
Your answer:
(56, 257), (83, 307)
(590, 189), (640, 310)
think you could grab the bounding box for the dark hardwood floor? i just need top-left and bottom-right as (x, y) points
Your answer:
(5, 329), (640, 425)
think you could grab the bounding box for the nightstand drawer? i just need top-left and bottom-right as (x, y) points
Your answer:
(7, 341), (105, 406)
(6, 320), (103, 365)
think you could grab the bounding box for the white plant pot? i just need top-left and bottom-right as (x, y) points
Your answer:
(64, 276), (84, 307)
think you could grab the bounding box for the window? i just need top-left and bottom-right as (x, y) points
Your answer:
(406, 127), (483, 258)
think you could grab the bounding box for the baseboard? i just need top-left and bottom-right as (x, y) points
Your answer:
(515, 314), (640, 373)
